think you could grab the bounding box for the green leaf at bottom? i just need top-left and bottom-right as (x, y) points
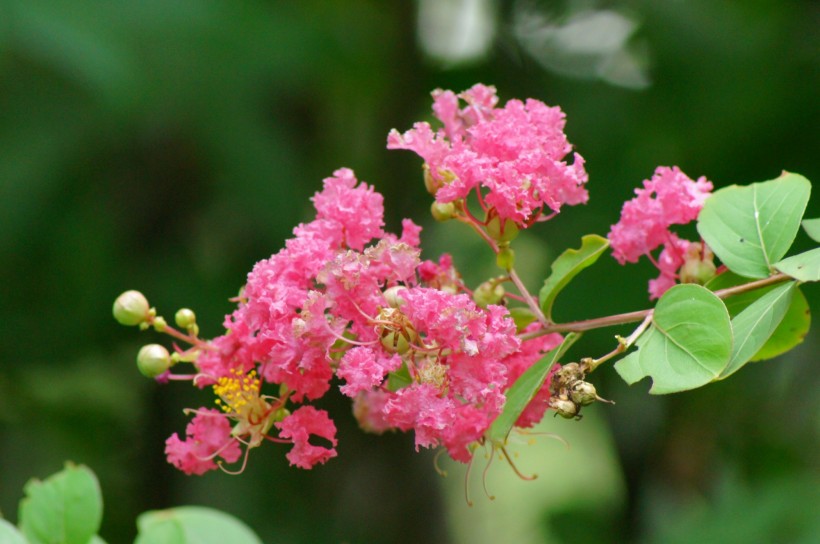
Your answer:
(135, 506), (262, 544)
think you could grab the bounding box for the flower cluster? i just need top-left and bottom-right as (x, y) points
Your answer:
(387, 84), (588, 229)
(144, 166), (562, 475)
(115, 85), (729, 481)
(607, 166), (715, 298)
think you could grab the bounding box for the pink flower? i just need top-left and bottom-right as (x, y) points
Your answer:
(608, 166), (713, 298)
(312, 168), (385, 251)
(165, 409), (242, 475)
(388, 85), (588, 227)
(383, 384), (455, 450)
(276, 406), (338, 469)
(337, 346), (402, 397)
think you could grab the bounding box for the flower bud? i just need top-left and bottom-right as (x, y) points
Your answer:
(549, 396), (578, 419)
(496, 247), (515, 271)
(679, 242), (717, 285)
(473, 280), (505, 307)
(431, 201), (456, 222)
(175, 308), (196, 329)
(136, 344), (172, 378)
(113, 290), (150, 326)
(486, 216), (519, 243)
(380, 329), (411, 355)
(152, 316), (167, 332)
(383, 286), (407, 308)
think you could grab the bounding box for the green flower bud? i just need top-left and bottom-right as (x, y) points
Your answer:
(175, 308), (196, 329)
(152, 316), (167, 332)
(549, 396), (578, 419)
(473, 280), (505, 307)
(431, 201), (456, 222)
(486, 216), (520, 243)
(423, 164), (440, 195)
(679, 243), (717, 285)
(113, 290), (150, 326)
(383, 286), (407, 308)
(137, 344), (172, 378)
(496, 247), (515, 271)
(380, 329), (411, 355)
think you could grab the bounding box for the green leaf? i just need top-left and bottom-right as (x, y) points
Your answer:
(705, 272), (811, 361)
(487, 333), (581, 443)
(539, 235), (609, 320)
(19, 463), (103, 544)
(775, 247), (820, 282)
(751, 286), (810, 361)
(802, 218), (820, 242)
(615, 284), (732, 394)
(697, 172), (811, 278)
(720, 282), (795, 379)
(135, 506), (263, 544)
(0, 520), (28, 544)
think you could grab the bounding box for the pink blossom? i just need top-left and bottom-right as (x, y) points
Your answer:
(276, 406), (338, 469)
(608, 166), (712, 264)
(337, 346), (402, 397)
(388, 85), (588, 227)
(608, 166), (713, 298)
(165, 409), (242, 475)
(312, 168), (385, 250)
(383, 384), (455, 450)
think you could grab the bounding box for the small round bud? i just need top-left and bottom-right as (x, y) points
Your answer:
(473, 280), (505, 307)
(431, 201), (456, 222)
(680, 242), (717, 285)
(549, 397), (578, 419)
(496, 247), (515, 271)
(152, 316), (167, 332)
(113, 290), (150, 326)
(380, 330), (411, 355)
(383, 286), (407, 308)
(570, 381), (599, 406)
(486, 216), (520, 243)
(136, 344), (172, 378)
(174, 308), (197, 329)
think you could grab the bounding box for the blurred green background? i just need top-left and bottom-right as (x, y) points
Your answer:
(1, 1), (818, 542)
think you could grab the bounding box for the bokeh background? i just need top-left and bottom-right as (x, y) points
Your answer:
(1, 1), (818, 542)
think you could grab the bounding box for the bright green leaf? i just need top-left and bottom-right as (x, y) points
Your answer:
(775, 247), (820, 282)
(615, 284), (732, 394)
(697, 172), (811, 278)
(539, 235), (609, 320)
(0, 520), (27, 544)
(487, 333), (581, 443)
(720, 282), (794, 379)
(705, 272), (811, 361)
(751, 286), (810, 361)
(802, 218), (820, 242)
(135, 506), (263, 544)
(19, 463), (102, 544)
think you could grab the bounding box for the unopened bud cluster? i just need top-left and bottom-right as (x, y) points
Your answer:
(549, 360), (612, 419)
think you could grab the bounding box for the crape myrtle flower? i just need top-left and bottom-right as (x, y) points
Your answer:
(608, 166), (714, 298)
(388, 84), (588, 228)
(147, 166), (564, 475)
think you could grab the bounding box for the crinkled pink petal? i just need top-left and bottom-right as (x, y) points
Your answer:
(338, 346), (402, 397)
(276, 406), (338, 469)
(165, 409), (241, 475)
